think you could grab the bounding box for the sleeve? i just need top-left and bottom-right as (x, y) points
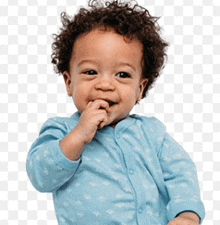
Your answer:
(158, 133), (205, 223)
(26, 118), (81, 193)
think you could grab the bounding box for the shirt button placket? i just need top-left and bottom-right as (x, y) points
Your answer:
(115, 129), (145, 223)
(129, 169), (134, 175)
(138, 207), (143, 214)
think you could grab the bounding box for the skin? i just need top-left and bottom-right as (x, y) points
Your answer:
(63, 26), (148, 142)
(169, 211), (200, 224)
(60, 27), (200, 224)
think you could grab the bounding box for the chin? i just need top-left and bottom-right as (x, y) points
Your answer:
(108, 116), (126, 128)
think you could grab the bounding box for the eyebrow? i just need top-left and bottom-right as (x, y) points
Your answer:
(77, 60), (97, 67)
(77, 60), (136, 72)
(117, 62), (136, 72)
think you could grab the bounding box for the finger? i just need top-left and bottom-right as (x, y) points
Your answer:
(85, 101), (93, 109)
(97, 113), (109, 129)
(98, 121), (106, 130)
(98, 120), (107, 130)
(90, 99), (110, 110)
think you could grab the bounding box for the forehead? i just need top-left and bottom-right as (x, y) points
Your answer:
(71, 27), (144, 68)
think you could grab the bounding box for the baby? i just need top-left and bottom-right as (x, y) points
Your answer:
(26, 0), (205, 224)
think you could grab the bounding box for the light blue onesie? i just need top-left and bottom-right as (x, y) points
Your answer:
(26, 112), (205, 225)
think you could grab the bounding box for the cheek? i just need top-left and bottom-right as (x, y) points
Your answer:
(72, 83), (91, 111)
(135, 83), (143, 101)
(125, 85), (141, 102)
(120, 88), (139, 109)
(72, 81), (86, 98)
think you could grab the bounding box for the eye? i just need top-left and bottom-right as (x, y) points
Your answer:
(83, 70), (97, 75)
(116, 72), (131, 78)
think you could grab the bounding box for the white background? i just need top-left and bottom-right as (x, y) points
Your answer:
(1, 0), (219, 224)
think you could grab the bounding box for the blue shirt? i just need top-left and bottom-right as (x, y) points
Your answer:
(26, 112), (205, 224)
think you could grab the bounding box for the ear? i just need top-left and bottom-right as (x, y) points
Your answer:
(137, 78), (148, 102)
(63, 71), (72, 97)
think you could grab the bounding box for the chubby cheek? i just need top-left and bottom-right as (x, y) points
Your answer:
(123, 98), (137, 114)
(72, 86), (89, 113)
(123, 86), (140, 106)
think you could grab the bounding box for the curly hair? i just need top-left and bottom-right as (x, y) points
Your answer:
(51, 0), (169, 98)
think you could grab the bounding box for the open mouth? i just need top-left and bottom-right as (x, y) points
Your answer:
(109, 101), (116, 107)
(95, 99), (117, 107)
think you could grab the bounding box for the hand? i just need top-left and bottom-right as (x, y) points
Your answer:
(168, 212), (200, 225)
(75, 99), (111, 144)
(168, 217), (199, 225)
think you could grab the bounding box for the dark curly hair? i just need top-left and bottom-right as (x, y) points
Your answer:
(51, 0), (169, 98)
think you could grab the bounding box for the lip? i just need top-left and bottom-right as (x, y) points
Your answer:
(95, 98), (117, 107)
(106, 100), (117, 107)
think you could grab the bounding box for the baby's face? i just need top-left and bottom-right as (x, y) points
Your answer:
(63, 27), (148, 127)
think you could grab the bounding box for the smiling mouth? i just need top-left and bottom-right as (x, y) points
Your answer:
(94, 99), (117, 108)
(109, 101), (117, 107)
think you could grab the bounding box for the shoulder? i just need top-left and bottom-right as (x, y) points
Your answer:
(40, 112), (80, 135)
(130, 114), (166, 150)
(130, 114), (166, 133)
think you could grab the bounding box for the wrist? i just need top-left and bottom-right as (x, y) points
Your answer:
(177, 211), (200, 224)
(75, 124), (92, 145)
(60, 127), (88, 161)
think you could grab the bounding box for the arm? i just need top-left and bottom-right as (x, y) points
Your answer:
(169, 211), (200, 225)
(26, 100), (111, 192)
(158, 133), (205, 224)
(26, 118), (81, 193)
(60, 99), (111, 160)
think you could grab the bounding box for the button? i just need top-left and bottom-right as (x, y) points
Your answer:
(138, 207), (143, 214)
(116, 133), (120, 139)
(129, 169), (134, 175)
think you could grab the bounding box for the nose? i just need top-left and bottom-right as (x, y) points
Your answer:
(94, 75), (115, 92)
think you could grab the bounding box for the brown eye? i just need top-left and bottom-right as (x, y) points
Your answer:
(84, 70), (97, 75)
(116, 72), (131, 78)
